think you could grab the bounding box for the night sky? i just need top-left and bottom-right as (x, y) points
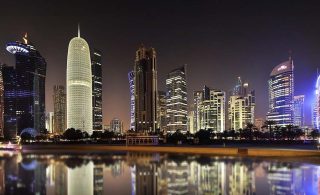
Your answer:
(1, 0), (320, 129)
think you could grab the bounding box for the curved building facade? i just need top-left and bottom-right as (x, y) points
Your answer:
(67, 31), (93, 134)
(128, 71), (135, 130)
(266, 59), (294, 126)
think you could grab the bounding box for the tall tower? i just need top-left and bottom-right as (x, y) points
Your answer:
(134, 45), (158, 132)
(6, 33), (47, 134)
(53, 85), (66, 134)
(266, 58), (294, 126)
(91, 49), (103, 131)
(228, 77), (255, 130)
(166, 65), (188, 134)
(66, 26), (93, 134)
(128, 71), (135, 130)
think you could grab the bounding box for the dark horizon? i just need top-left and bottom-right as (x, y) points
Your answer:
(1, 0), (320, 129)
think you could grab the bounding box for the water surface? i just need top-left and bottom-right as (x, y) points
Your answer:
(1, 151), (319, 195)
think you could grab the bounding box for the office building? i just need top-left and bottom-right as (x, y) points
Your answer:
(313, 75), (320, 129)
(228, 77), (255, 130)
(53, 85), (66, 134)
(0, 64), (3, 136)
(45, 112), (54, 133)
(157, 90), (167, 133)
(293, 95), (304, 127)
(110, 118), (124, 134)
(66, 27), (93, 134)
(134, 45), (158, 132)
(128, 71), (135, 130)
(166, 65), (188, 134)
(92, 49), (103, 131)
(267, 58), (294, 126)
(6, 33), (47, 134)
(1, 65), (17, 139)
(193, 86), (225, 132)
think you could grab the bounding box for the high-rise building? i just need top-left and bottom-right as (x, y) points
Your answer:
(157, 90), (167, 133)
(0, 64), (4, 136)
(91, 49), (103, 131)
(293, 95), (304, 127)
(45, 112), (54, 133)
(1, 65), (17, 140)
(267, 58), (294, 126)
(6, 33), (47, 134)
(166, 65), (188, 134)
(313, 75), (320, 129)
(67, 27), (93, 134)
(193, 86), (225, 132)
(53, 85), (66, 134)
(128, 71), (135, 130)
(134, 45), (158, 132)
(110, 118), (124, 134)
(228, 77), (255, 130)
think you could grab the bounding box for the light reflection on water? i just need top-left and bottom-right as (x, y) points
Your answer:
(0, 151), (319, 195)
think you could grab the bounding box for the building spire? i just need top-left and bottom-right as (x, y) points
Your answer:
(78, 23), (80, 38)
(23, 32), (28, 44)
(288, 49), (292, 61)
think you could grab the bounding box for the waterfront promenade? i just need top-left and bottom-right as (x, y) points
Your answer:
(21, 144), (320, 157)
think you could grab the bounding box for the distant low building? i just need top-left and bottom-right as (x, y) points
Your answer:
(254, 118), (264, 130)
(110, 118), (124, 134)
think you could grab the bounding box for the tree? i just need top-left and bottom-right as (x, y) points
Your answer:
(245, 123), (254, 141)
(310, 129), (319, 140)
(264, 120), (275, 140)
(194, 129), (211, 144)
(21, 132), (33, 142)
(169, 129), (186, 144)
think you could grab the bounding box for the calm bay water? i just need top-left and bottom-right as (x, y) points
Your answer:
(0, 151), (319, 195)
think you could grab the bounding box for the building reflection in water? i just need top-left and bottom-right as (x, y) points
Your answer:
(0, 152), (319, 195)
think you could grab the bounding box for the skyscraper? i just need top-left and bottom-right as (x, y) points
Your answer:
(1, 65), (17, 140)
(53, 85), (66, 134)
(166, 65), (188, 134)
(228, 77), (255, 130)
(0, 64), (3, 136)
(128, 71), (135, 130)
(293, 95), (304, 127)
(45, 112), (54, 133)
(157, 90), (167, 133)
(6, 33), (47, 134)
(134, 45), (158, 132)
(267, 58), (294, 126)
(313, 74), (320, 129)
(91, 49), (103, 131)
(66, 27), (93, 134)
(193, 86), (225, 132)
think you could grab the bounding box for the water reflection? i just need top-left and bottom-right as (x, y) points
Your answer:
(0, 152), (319, 195)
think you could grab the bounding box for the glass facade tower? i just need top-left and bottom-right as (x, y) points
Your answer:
(91, 49), (103, 131)
(267, 58), (294, 126)
(6, 34), (47, 134)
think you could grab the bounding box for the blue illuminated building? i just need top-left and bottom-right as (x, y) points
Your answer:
(266, 58), (294, 126)
(128, 71), (135, 130)
(1, 65), (17, 139)
(6, 34), (47, 135)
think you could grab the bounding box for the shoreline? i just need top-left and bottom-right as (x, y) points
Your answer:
(21, 144), (320, 157)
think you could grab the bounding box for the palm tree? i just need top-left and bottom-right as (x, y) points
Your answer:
(264, 120), (276, 140)
(246, 122), (254, 141)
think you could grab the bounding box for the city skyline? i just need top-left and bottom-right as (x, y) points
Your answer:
(1, 1), (320, 129)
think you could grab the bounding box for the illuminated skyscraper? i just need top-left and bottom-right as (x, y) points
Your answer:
(67, 27), (93, 134)
(228, 77), (255, 130)
(293, 95), (304, 127)
(193, 86), (225, 132)
(91, 49), (103, 131)
(313, 75), (320, 129)
(45, 112), (54, 133)
(1, 65), (17, 139)
(0, 64), (3, 136)
(157, 91), (167, 133)
(166, 65), (188, 134)
(134, 45), (158, 132)
(267, 58), (294, 126)
(128, 71), (135, 130)
(6, 33), (47, 134)
(53, 85), (66, 134)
